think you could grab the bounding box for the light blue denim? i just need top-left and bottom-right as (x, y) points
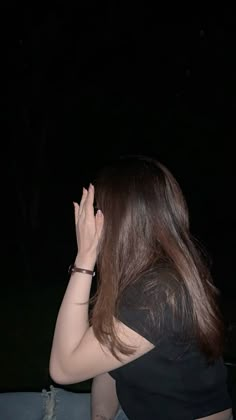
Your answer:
(0, 386), (129, 420)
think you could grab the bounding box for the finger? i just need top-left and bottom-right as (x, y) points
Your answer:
(95, 209), (104, 238)
(73, 202), (80, 224)
(79, 187), (88, 215)
(84, 183), (95, 215)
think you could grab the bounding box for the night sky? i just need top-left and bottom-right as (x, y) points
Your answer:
(1, 7), (235, 295)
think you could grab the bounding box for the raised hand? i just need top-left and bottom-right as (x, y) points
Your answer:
(73, 184), (104, 268)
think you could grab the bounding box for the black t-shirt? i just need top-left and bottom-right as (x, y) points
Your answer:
(109, 268), (232, 420)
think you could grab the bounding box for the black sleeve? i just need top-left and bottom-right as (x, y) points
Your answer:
(115, 268), (182, 346)
(116, 281), (155, 344)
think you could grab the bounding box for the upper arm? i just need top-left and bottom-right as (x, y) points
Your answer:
(49, 317), (154, 384)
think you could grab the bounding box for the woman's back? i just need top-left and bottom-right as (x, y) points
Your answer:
(108, 268), (232, 419)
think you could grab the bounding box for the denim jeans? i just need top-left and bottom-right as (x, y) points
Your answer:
(0, 386), (129, 420)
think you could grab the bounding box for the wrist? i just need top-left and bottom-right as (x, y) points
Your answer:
(74, 253), (96, 271)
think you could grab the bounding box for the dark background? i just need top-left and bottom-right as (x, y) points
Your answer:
(1, 7), (235, 293)
(0, 5), (236, 393)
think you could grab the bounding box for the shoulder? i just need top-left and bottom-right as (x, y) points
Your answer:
(116, 263), (185, 345)
(119, 264), (182, 305)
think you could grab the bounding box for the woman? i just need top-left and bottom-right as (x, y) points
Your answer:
(49, 155), (233, 420)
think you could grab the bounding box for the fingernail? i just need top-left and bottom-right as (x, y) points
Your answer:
(97, 209), (103, 216)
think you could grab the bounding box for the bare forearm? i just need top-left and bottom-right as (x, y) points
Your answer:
(50, 256), (94, 378)
(91, 373), (119, 420)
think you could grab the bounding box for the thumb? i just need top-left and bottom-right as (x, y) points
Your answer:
(73, 202), (80, 225)
(95, 209), (104, 238)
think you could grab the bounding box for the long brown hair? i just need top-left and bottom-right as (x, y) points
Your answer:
(90, 155), (224, 361)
